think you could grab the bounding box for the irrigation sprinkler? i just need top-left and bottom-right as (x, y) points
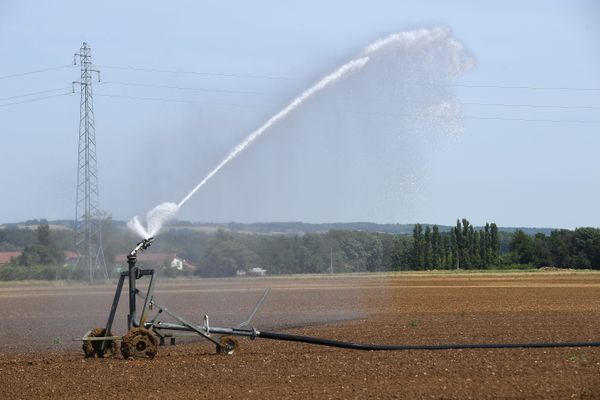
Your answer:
(80, 238), (600, 359)
(80, 237), (269, 358)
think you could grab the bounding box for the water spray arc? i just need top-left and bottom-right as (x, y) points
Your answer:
(129, 27), (475, 237)
(128, 57), (370, 237)
(177, 57), (370, 209)
(73, 42), (108, 281)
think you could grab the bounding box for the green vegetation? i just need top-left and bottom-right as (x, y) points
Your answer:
(410, 219), (500, 269)
(505, 228), (600, 269)
(0, 217), (599, 280)
(0, 221), (68, 280)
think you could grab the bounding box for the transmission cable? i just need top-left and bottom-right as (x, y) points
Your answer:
(0, 65), (74, 80)
(98, 81), (600, 110)
(95, 93), (268, 109)
(0, 87), (72, 102)
(102, 80), (282, 96)
(452, 83), (600, 91)
(94, 92), (600, 123)
(97, 65), (301, 81)
(461, 102), (600, 110)
(96, 64), (600, 91)
(0, 92), (74, 108)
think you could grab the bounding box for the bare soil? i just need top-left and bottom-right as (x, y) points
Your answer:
(1, 272), (599, 399)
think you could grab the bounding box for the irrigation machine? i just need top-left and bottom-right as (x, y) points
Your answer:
(80, 237), (600, 359)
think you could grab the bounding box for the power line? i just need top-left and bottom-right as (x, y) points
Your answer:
(100, 80), (600, 110)
(1, 88), (598, 124)
(452, 83), (600, 91)
(95, 92), (268, 109)
(4, 82), (598, 111)
(2, 62), (598, 93)
(97, 64), (600, 91)
(0, 92), (74, 108)
(0, 87), (72, 102)
(102, 80), (282, 96)
(349, 109), (600, 124)
(464, 116), (600, 124)
(97, 64), (301, 81)
(94, 91), (600, 123)
(0, 65), (73, 80)
(461, 102), (600, 111)
(1, 70), (597, 118)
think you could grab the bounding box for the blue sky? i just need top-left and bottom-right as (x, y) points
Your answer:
(1, 1), (599, 228)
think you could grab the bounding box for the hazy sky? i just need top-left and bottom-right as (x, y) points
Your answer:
(1, 1), (599, 228)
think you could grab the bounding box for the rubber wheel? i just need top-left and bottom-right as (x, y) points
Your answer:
(82, 327), (118, 358)
(121, 328), (158, 359)
(216, 336), (239, 355)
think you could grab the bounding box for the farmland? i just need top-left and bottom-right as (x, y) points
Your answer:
(1, 272), (599, 399)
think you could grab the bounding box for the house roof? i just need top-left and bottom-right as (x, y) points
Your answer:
(0, 252), (22, 265)
(0, 251), (81, 265)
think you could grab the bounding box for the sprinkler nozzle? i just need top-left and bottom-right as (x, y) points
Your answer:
(141, 237), (154, 250)
(129, 237), (155, 257)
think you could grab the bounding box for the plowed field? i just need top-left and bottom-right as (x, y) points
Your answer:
(1, 272), (599, 399)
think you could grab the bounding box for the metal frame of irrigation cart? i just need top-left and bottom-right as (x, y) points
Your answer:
(79, 238), (600, 359)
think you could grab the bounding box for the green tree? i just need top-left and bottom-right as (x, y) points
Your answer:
(431, 225), (441, 268)
(16, 222), (64, 267)
(424, 226), (432, 269)
(572, 227), (600, 269)
(483, 223), (491, 267)
(37, 221), (52, 246)
(198, 230), (261, 277)
(412, 224), (424, 269)
(443, 234), (453, 269)
(452, 220), (461, 269)
(548, 229), (572, 267)
(508, 230), (536, 265)
(459, 219), (472, 268)
(490, 223), (500, 263)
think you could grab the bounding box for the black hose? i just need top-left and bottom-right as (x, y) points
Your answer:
(257, 330), (600, 351)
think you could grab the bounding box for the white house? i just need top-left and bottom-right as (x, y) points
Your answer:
(170, 257), (184, 270)
(248, 267), (267, 276)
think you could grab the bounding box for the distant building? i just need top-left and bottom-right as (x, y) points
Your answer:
(170, 256), (184, 270)
(0, 251), (80, 267)
(0, 252), (21, 266)
(248, 267), (267, 276)
(114, 253), (196, 272)
(63, 251), (79, 266)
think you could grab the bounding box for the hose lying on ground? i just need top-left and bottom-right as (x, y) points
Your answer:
(257, 330), (600, 351)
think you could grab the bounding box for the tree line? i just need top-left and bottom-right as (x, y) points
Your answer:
(508, 228), (600, 268)
(411, 219), (500, 269)
(1, 218), (600, 280)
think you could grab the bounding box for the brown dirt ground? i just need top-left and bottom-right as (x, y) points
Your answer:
(0, 272), (599, 399)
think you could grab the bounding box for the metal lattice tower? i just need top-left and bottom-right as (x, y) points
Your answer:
(73, 42), (107, 281)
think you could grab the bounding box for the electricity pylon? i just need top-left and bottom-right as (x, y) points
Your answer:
(73, 42), (107, 281)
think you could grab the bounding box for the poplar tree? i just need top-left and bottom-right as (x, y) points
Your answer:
(483, 223), (491, 267)
(424, 225), (432, 269)
(453, 219), (462, 269)
(431, 225), (441, 268)
(443, 235), (452, 269)
(412, 224), (424, 269)
(490, 223), (500, 263)
(462, 219), (472, 268)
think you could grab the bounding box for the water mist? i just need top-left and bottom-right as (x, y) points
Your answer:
(128, 27), (473, 238)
